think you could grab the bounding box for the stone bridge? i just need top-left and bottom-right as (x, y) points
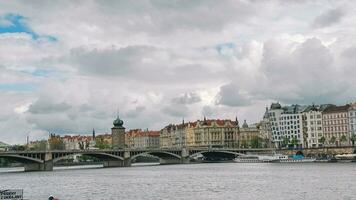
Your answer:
(0, 148), (274, 171)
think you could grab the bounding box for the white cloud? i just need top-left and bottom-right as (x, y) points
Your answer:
(1, 1), (356, 144)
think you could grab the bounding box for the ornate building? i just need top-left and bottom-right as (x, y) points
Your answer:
(239, 120), (263, 148)
(322, 104), (351, 146)
(126, 129), (160, 149)
(160, 118), (240, 148)
(349, 103), (356, 143)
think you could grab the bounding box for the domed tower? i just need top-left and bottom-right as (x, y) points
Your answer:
(112, 115), (125, 149)
(242, 119), (249, 129)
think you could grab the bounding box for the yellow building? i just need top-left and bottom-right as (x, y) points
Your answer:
(239, 120), (263, 148)
(160, 118), (240, 148)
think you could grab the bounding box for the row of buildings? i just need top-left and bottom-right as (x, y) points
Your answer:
(263, 102), (356, 148)
(159, 118), (266, 149)
(27, 102), (356, 151)
(109, 116), (269, 150)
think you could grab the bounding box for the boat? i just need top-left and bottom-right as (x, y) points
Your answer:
(234, 155), (263, 163)
(271, 154), (316, 163)
(234, 154), (281, 163)
(335, 154), (356, 162)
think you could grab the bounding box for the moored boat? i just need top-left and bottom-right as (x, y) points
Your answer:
(335, 154), (356, 162)
(271, 154), (316, 163)
(234, 155), (262, 163)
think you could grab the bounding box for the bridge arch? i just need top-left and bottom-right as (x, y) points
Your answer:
(189, 150), (244, 158)
(130, 151), (182, 162)
(0, 154), (44, 164)
(52, 152), (124, 163)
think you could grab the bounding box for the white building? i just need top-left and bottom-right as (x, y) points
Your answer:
(349, 103), (356, 139)
(303, 105), (325, 148)
(267, 103), (306, 148)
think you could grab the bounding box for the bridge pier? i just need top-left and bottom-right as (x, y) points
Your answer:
(103, 159), (131, 168)
(24, 152), (53, 172)
(159, 158), (181, 165)
(103, 151), (131, 168)
(103, 160), (124, 167)
(24, 161), (53, 172)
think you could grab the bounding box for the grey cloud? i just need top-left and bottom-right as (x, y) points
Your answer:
(257, 37), (348, 105)
(312, 8), (345, 29)
(162, 104), (188, 118)
(215, 83), (251, 107)
(172, 92), (201, 104)
(69, 46), (155, 77)
(28, 101), (72, 114)
(124, 106), (146, 118)
(67, 46), (219, 85)
(201, 106), (214, 117)
(95, 0), (258, 33)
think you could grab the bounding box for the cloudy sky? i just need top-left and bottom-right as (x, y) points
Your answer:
(1, 0), (356, 144)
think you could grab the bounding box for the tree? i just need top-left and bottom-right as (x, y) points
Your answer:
(49, 138), (65, 150)
(250, 136), (262, 148)
(351, 134), (356, 146)
(282, 137), (290, 148)
(78, 141), (85, 150)
(95, 138), (110, 149)
(240, 140), (248, 148)
(340, 135), (347, 146)
(291, 137), (299, 148)
(319, 136), (326, 146)
(29, 140), (47, 151)
(330, 136), (336, 146)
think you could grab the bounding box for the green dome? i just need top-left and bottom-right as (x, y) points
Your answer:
(113, 115), (124, 127)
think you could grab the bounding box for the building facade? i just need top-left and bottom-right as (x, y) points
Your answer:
(239, 120), (263, 148)
(302, 105), (327, 148)
(160, 118), (240, 148)
(259, 107), (273, 148)
(349, 103), (356, 140)
(126, 129), (160, 149)
(322, 104), (350, 146)
(267, 103), (306, 148)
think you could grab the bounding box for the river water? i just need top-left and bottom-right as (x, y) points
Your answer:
(1, 163), (356, 200)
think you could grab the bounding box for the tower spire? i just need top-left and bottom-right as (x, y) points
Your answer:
(92, 128), (96, 140)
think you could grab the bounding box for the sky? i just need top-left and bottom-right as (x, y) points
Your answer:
(1, 0), (356, 144)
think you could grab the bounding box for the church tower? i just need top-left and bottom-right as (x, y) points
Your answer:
(111, 115), (125, 149)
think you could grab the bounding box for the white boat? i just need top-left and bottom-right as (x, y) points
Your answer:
(335, 154), (356, 162)
(271, 154), (316, 163)
(234, 155), (262, 163)
(274, 157), (316, 163)
(234, 154), (281, 163)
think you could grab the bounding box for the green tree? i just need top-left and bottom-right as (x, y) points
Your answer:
(340, 135), (347, 146)
(29, 140), (47, 151)
(240, 140), (248, 148)
(330, 136), (336, 146)
(282, 137), (290, 148)
(319, 136), (326, 146)
(351, 134), (356, 146)
(291, 137), (299, 148)
(250, 136), (262, 148)
(95, 138), (110, 149)
(49, 137), (65, 150)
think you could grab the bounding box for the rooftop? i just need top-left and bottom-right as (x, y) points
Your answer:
(323, 104), (351, 114)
